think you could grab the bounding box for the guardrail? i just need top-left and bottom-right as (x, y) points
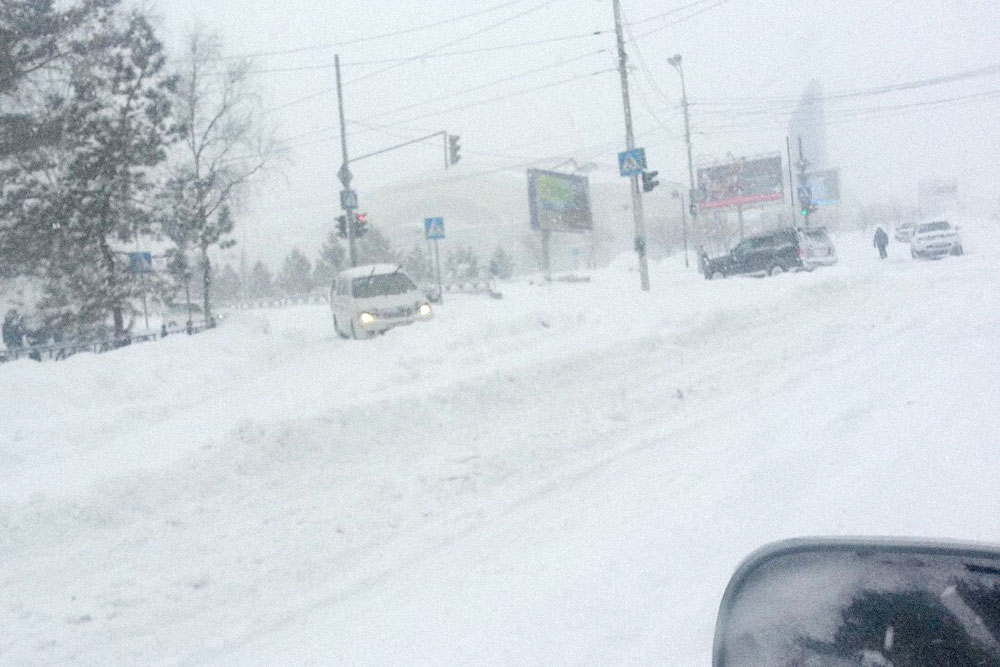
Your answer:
(0, 322), (213, 365)
(226, 294), (329, 310)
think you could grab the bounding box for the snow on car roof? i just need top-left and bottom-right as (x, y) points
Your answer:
(336, 263), (404, 280)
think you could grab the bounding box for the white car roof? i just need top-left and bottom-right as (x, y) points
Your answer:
(336, 263), (405, 280)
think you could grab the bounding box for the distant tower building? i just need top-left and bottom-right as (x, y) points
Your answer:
(788, 79), (827, 170)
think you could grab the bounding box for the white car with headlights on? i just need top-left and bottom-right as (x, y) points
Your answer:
(330, 264), (433, 339)
(910, 220), (964, 259)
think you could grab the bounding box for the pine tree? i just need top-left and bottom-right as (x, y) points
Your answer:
(356, 225), (400, 265)
(313, 229), (347, 288)
(2, 8), (180, 337)
(276, 248), (313, 298)
(214, 263), (242, 304)
(402, 244), (432, 284)
(245, 260), (273, 300)
(489, 245), (514, 279)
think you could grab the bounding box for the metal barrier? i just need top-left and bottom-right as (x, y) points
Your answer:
(0, 322), (213, 365)
(226, 294), (329, 310)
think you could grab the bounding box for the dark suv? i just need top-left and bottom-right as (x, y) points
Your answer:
(704, 228), (822, 279)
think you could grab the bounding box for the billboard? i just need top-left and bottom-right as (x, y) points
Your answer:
(697, 156), (784, 209)
(806, 168), (840, 205)
(527, 169), (593, 232)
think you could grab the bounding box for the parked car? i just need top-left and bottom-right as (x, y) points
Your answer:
(894, 221), (916, 242)
(910, 220), (963, 259)
(704, 228), (834, 280)
(797, 226), (838, 269)
(330, 264), (433, 339)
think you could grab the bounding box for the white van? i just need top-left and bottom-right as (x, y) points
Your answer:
(330, 264), (433, 339)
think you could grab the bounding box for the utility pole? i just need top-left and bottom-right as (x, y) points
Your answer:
(613, 0), (650, 291)
(335, 54), (358, 267)
(669, 54), (698, 261)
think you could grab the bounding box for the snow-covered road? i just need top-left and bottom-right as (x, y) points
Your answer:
(3, 224), (999, 666)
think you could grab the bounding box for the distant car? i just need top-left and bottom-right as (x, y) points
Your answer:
(704, 227), (834, 280)
(894, 222), (916, 242)
(910, 220), (963, 259)
(330, 264), (433, 339)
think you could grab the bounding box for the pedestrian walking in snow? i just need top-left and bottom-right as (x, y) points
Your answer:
(874, 227), (889, 260)
(2, 309), (23, 349)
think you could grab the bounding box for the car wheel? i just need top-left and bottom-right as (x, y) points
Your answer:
(768, 264), (786, 277)
(952, 245), (964, 256)
(350, 320), (360, 340)
(710, 270), (725, 280)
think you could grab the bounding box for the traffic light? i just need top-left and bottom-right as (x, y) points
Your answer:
(448, 134), (461, 165)
(354, 212), (369, 237)
(641, 170), (660, 193)
(798, 185), (816, 219)
(336, 215), (347, 239)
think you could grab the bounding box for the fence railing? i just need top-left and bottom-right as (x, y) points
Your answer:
(0, 322), (213, 365)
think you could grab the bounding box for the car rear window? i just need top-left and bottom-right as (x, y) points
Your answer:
(352, 272), (417, 298)
(917, 221), (950, 233)
(802, 229), (830, 242)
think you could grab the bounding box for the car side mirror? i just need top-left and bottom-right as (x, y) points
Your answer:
(714, 538), (1000, 667)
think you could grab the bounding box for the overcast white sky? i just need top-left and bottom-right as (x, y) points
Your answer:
(148, 0), (1000, 262)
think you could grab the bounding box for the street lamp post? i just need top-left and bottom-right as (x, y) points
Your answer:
(671, 188), (689, 268)
(668, 54), (698, 259)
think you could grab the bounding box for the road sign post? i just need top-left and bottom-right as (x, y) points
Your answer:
(425, 217), (445, 304)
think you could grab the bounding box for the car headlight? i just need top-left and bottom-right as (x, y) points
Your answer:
(418, 303), (432, 317)
(359, 312), (375, 325)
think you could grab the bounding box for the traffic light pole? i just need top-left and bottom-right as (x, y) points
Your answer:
(613, 0), (650, 292)
(335, 54), (358, 267)
(348, 131), (447, 165)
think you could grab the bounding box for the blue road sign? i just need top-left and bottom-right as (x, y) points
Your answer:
(340, 189), (358, 209)
(618, 148), (647, 177)
(424, 217), (445, 240)
(128, 252), (153, 274)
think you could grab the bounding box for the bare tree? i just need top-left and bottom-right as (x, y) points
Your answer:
(163, 27), (275, 325)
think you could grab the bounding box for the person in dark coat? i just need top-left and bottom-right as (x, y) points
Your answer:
(874, 227), (889, 259)
(3, 309), (23, 349)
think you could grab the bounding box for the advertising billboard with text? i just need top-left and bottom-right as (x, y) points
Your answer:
(527, 169), (593, 232)
(697, 156), (784, 209)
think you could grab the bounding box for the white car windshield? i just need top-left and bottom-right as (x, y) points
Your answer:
(352, 272), (416, 298)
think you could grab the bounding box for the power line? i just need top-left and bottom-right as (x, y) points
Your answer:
(627, 0), (733, 41)
(199, 0), (539, 62)
(748, 0), (910, 99)
(344, 68), (618, 130)
(261, 0), (561, 114)
(693, 87), (1000, 135)
(691, 62), (1000, 111)
(362, 49), (608, 122)
(345, 0), (559, 86)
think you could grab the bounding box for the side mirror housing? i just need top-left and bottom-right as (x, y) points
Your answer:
(714, 538), (1000, 667)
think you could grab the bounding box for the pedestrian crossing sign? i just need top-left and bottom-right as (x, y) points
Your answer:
(618, 148), (646, 177)
(424, 217), (445, 240)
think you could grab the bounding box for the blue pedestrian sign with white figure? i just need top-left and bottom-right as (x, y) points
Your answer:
(424, 217), (445, 240)
(128, 252), (153, 274)
(618, 148), (647, 177)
